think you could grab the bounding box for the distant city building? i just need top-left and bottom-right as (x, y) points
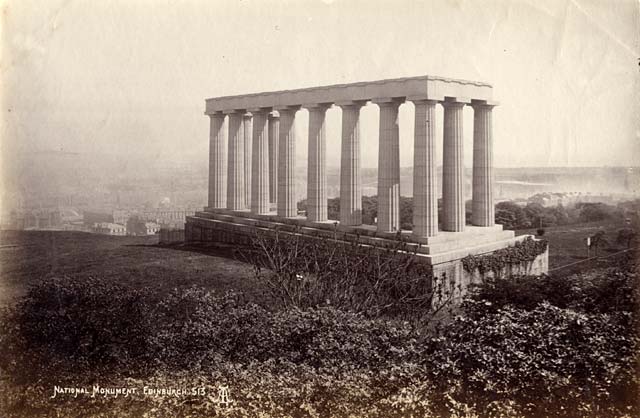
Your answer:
(84, 210), (114, 227)
(92, 222), (126, 236)
(145, 222), (161, 235)
(113, 208), (196, 228)
(527, 191), (637, 208)
(8, 208), (79, 230)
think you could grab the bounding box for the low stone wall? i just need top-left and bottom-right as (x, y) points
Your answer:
(186, 213), (549, 306)
(159, 228), (185, 245)
(431, 244), (549, 305)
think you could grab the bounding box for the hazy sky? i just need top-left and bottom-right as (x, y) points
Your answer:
(2, 0), (639, 171)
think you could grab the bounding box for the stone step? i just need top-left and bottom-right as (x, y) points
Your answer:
(196, 210), (510, 247)
(188, 214), (536, 267)
(425, 234), (531, 265)
(192, 213), (521, 259)
(197, 213), (427, 253)
(422, 230), (516, 254)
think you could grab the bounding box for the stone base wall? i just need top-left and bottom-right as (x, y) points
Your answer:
(159, 227), (186, 245)
(186, 213), (549, 305)
(431, 247), (549, 306)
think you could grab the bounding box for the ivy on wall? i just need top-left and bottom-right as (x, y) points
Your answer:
(462, 237), (548, 275)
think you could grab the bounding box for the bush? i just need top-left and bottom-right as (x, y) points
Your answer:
(1, 257), (638, 417)
(461, 236), (548, 274)
(16, 276), (153, 373)
(468, 261), (638, 315)
(617, 228), (637, 248)
(578, 202), (622, 223)
(431, 301), (638, 417)
(244, 230), (438, 319)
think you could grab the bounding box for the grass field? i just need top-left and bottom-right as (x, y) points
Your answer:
(0, 230), (265, 308)
(0, 221), (632, 307)
(515, 220), (629, 270)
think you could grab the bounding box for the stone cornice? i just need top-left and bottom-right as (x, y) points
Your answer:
(205, 75), (493, 114)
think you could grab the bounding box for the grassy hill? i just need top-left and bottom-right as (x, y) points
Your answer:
(0, 230), (263, 308)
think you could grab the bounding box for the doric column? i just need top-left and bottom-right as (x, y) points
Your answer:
(337, 101), (366, 226)
(250, 108), (270, 214)
(268, 113), (279, 205)
(411, 98), (438, 237)
(243, 113), (253, 209)
(226, 110), (245, 211)
(305, 103), (331, 222)
(472, 102), (496, 226)
(276, 106), (300, 218)
(207, 112), (227, 209)
(375, 98), (403, 233)
(442, 100), (466, 232)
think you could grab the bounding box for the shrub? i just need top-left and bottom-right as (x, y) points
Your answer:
(2, 255), (638, 417)
(430, 301), (638, 418)
(536, 227), (545, 236)
(461, 236), (548, 274)
(243, 230), (439, 319)
(17, 276), (153, 373)
(617, 228), (637, 248)
(467, 261), (639, 315)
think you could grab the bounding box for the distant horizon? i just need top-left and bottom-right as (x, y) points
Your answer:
(13, 148), (640, 171)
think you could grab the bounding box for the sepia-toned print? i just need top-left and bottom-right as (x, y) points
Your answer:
(1, 1), (638, 417)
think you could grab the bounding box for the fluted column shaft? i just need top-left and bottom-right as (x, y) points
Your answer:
(472, 103), (495, 226)
(207, 113), (227, 209)
(442, 101), (466, 232)
(268, 114), (279, 205)
(412, 99), (438, 237)
(251, 109), (270, 214)
(376, 100), (402, 233)
(338, 102), (365, 225)
(226, 112), (245, 210)
(306, 104), (330, 222)
(243, 114), (253, 209)
(277, 107), (299, 218)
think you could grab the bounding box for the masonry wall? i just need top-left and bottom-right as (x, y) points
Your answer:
(431, 246), (549, 305)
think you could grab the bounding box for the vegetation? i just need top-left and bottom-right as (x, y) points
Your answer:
(0, 228), (638, 417)
(242, 229), (439, 319)
(299, 197), (635, 233)
(461, 236), (548, 274)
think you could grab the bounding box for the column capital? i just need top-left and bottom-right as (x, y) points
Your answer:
(372, 97), (405, 107)
(247, 107), (272, 114)
(268, 111), (280, 119)
(407, 96), (440, 105)
(273, 105), (301, 112)
(301, 102), (333, 111)
(470, 99), (499, 109)
(441, 97), (471, 108)
(222, 108), (246, 115)
(206, 111), (225, 118)
(335, 100), (367, 108)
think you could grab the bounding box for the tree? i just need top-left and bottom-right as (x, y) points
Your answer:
(361, 196), (377, 225)
(242, 228), (450, 320)
(400, 197), (413, 230)
(549, 204), (569, 225)
(617, 228), (637, 249)
(589, 230), (608, 256)
(495, 209), (517, 230)
(578, 203), (619, 223)
(495, 201), (530, 229)
(126, 215), (146, 236)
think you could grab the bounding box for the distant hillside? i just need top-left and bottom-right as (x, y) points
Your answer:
(3, 149), (637, 213)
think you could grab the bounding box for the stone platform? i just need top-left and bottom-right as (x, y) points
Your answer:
(185, 209), (549, 303)
(186, 209), (531, 266)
